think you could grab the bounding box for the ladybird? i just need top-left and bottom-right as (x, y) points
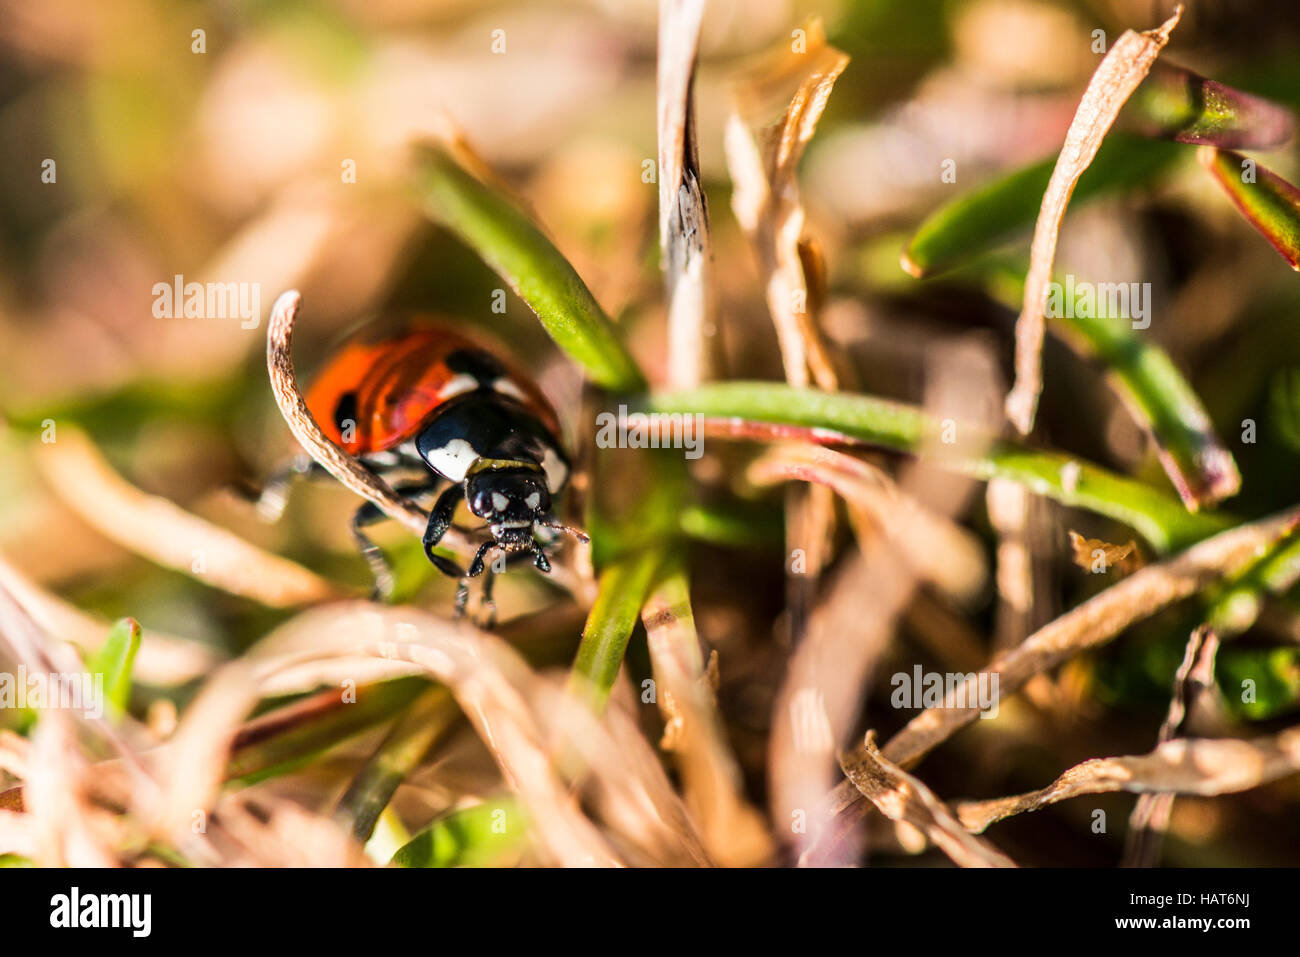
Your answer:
(279, 320), (583, 614)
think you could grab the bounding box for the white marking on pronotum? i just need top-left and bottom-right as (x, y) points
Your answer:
(541, 447), (568, 493)
(491, 492), (509, 512)
(437, 373), (480, 401)
(524, 491), (541, 510)
(425, 438), (479, 481)
(492, 378), (530, 403)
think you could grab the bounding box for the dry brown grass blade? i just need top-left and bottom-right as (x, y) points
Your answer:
(774, 343), (997, 863)
(1067, 530), (1138, 573)
(0, 551), (217, 685)
(957, 726), (1300, 834)
(0, 580), (159, 865)
(726, 20), (849, 652)
(640, 572), (773, 866)
(1122, 623), (1219, 866)
(34, 426), (338, 609)
(818, 502), (1300, 842)
(149, 602), (708, 866)
(841, 732), (1017, 867)
(747, 444), (987, 605)
(537, 675), (711, 866)
(658, 0), (715, 389)
(147, 602), (624, 866)
(725, 17), (846, 392)
(1004, 6), (1183, 435)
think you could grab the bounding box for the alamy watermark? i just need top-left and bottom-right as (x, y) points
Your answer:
(1045, 274), (1151, 330)
(0, 666), (104, 719)
(890, 666), (999, 719)
(152, 275), (262, 329)
(594, 404), (704, 459)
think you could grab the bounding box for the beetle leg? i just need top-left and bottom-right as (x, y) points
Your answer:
(424, 484), (467, 578)
(466, 540), (496, 578)
(351, 481), (442, 601)
(246, 455), (321, 521)
(453, 578), (471, 619)
(478, 564), (499, 630)
(351, 502), (397, 602)
(532, 544), (552, 574)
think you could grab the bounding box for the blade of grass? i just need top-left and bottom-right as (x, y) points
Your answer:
(1199, 146), (1300, 270)
(413, 142), (646, 392)
(1005, 7), (1183, 435)
(567, 546), (667, 711)
(642, 382), (1224, 551)
(224, 676), (429, 783)
(902, 136), (1183, 279)
(333, 685), (460, 843)
(391, 797), (528, 867)
(641, 553), (772, 865)
(86, 618), (140, 721)
(1127, 62), (1295, 148)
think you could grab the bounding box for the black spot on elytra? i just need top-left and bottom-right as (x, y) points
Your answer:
(334, 391), (358, 432)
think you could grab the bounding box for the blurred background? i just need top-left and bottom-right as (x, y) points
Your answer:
(4, 0), (1300, 866)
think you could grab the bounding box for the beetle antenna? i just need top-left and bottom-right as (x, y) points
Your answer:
(537, 520), (590, 545)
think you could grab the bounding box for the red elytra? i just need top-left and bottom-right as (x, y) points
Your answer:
(305, 322), (560, 457)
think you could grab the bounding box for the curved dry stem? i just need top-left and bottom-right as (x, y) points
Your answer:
(747, 444), (987, 605)
(845, 733), (1016, 867)
(818, 502), (1300, 850)
(957, 727), (1300, 834)
(148, 602), (707, 867)
(1004, 7), (1183, 434)
(266, 291), (451, 544)
(34, 426), (338, 609)
(641, 562), (772, 866)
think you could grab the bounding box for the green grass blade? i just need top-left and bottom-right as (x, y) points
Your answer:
(87, 617), (141, 719)
(391, 797), (527, 867)
(567, 546), (666, 710)
(1200, 146), (1300, 270)
(413, 144), (646, 392)
(224, 676), (428, 783)
(902, 136), (1182, 278)
(1128, 62), (1295, 148)
(333, 685), (459, 842)
(643, 382), (1226, 551)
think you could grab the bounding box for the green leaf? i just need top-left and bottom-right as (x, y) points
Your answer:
(391, 798), (527, 867)
(642, 382), (1226, 552)
(333, 686), (459, 843)
(1200, 146), (1300, 270)
(902, 136), (1182, 278)
(1268, 367), (1300, 454)
(87, 617), (140, 719)
(224, 676), (429, 783)
(678, 500), (784, 547)
(567, 546), (666, 710)
(1127, 62), (1295, 149)
(1217, 647), (1300, 720)
(413, 144), (646, 392)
